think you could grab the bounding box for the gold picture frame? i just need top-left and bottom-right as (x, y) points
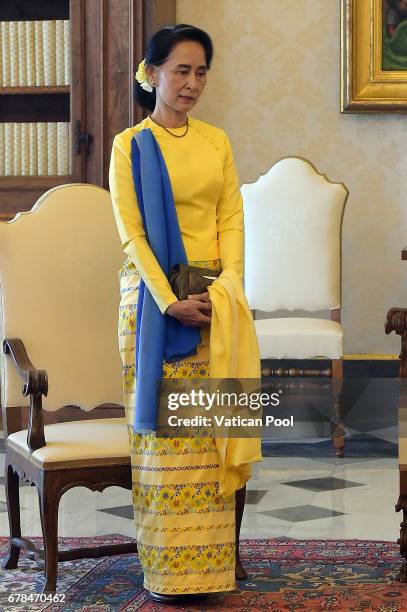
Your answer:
(341, 0), (407, 112)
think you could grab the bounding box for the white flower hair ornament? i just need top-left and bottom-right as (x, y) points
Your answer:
(135, 58), (153, 93)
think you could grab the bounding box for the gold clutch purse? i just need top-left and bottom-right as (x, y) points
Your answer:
(169, 263), (221, 301)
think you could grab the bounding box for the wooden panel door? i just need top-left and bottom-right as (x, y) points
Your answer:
(0, 0), (86, 219)
(0, 0), (175, 218)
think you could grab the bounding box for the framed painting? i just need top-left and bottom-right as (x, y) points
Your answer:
(341, 0), (407, 112)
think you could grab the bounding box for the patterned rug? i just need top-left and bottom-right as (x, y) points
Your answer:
(0, 536), (406, 610)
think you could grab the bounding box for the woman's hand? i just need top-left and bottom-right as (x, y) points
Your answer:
(166, 292), (212, 328)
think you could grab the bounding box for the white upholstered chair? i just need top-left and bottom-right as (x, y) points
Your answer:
(0, 184), (136, 593)
(242, 157), (348, 455)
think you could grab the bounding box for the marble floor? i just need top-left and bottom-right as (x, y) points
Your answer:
(0, 425), (401, 543)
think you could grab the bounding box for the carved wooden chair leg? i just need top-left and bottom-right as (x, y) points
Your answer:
(385, 309), (407, 377)
(386, 308), (407, 579)
(396, 494), (407, 582)
(235, 484), (247, 580)
(331, 359), (345, 458)
(2, 464), (22, 569)
(332, 394), (345, 458)
(38, 477), (60, 593)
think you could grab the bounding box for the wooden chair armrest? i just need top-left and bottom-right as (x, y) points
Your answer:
(3, 338), (47, 452)
(3, 338), (48, 397)
(385, 308), (407, 336)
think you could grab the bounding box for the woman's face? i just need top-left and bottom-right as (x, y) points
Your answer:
(397, 0), (407, 15)
(148, 40), (208, 113)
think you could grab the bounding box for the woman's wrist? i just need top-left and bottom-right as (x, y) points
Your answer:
(165, 301), (179, 316)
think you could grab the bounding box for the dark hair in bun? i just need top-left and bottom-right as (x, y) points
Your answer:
(134, 24), (213, 112)
(387, 0), (406, 10)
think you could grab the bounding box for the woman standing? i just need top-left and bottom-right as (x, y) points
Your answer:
(109, 24), (257, 603)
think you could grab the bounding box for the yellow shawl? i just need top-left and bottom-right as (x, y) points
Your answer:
(208, 269), (263, 498)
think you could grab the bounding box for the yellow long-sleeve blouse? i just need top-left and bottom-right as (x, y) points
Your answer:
(108, 115), (244, 314)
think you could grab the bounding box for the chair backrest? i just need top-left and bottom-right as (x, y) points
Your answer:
(242, 157), (348, 312)
(0, 183), (125, 411)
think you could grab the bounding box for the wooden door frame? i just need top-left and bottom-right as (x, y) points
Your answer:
(0, 0), (176, 216)
(70, 0), (86, 182)
(98, 0), (176, 189)
(129, 0), (177, 128)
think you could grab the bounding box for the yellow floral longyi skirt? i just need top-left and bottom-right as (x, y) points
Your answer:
(118, 257), (236, 595)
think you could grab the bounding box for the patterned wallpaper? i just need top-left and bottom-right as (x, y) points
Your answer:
(176, 0), (407, 355)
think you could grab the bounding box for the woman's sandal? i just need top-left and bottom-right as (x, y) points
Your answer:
(148, 558), (248, 603)
(149, 591), (210, 605)
(149, 591), (182, 604)
(149, 564), (247, 605)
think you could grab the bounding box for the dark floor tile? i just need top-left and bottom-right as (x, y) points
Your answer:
(260, 504), (346, 523)
(345, 360), (400, 378)
(98, 505), (134, 520)
(261, 378), (400, 434)
(358, 426), (397, 444)
(246, 490), (268, 504)
(342, 380), (399, 432)
(262, 433), (397, 459)
(281, 476), (363, 492)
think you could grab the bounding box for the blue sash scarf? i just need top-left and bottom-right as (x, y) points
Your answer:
(130, 129), (201, 433)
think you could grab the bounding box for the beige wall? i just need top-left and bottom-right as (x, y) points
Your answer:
(177, 0), (407, 355)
